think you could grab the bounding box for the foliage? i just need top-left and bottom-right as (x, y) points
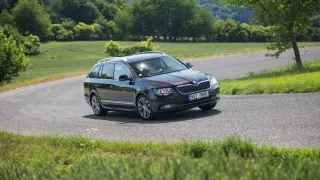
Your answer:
(0, 26), (31, 83)
(114, 6), (133, 41)
(227, 0), (320, 70)
(61, 19), (76, 31)
(1, 0), (320, 43)
(105, 40), (122, 56)
(1, 132), (320, 179)
(56, 29), (74, 41)
(220, 60), (320, 95)
(199, 0), (254, 23)
(23, 35), (41, 56)
(11, 0), (51, 40)
(50, 0), (101, 24)
(1, 25), (41, 56)
(105, 37), (158, 56)
(0, 9), (14, 27)
(74, 22), (103, 40)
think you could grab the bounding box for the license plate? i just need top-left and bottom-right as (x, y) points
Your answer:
(188, 91), (209, 101)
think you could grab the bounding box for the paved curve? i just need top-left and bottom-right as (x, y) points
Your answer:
(0, 47), (320, 148)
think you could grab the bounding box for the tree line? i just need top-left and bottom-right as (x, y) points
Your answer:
(1, 0), (319, 43)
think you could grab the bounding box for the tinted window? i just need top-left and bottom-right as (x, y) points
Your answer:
(114, 63), (132, 80)
(101, 64), (114, 79)
(89, 65), (101, 78)
(129, 55), (187, 78)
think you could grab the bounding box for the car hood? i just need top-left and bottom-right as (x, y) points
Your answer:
(141, 69), (209, 87)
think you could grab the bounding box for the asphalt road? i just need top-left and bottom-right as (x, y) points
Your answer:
(0, 47), (320, 148)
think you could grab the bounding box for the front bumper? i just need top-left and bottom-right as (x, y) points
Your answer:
(149, 87), (220, 113)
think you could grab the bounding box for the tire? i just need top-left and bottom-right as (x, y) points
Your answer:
(136, 95), (154, 120)
(199, 102), (217, 111)
(91, 94), (107, 116)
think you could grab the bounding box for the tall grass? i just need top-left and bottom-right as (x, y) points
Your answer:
(220, 60), (320, 95)
(0, 132), (320, 179)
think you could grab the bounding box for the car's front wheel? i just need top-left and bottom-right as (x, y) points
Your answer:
(91, 94), (107, 116)
(137, 95), (154, 120)
(199, 102), (217, 111)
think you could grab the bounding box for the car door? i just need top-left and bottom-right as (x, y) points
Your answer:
(108, 63), (136, 109)
(95, 63), (115, 107)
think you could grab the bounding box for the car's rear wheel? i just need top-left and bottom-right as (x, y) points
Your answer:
(91, 94), (107, 116)
(137, 95), (154, 120)
(199, 102), (217, 111)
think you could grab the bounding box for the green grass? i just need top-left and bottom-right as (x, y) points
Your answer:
(220, 60), (320, 95)
(1, 132), (320, 179)
(0, 41), (319, 93)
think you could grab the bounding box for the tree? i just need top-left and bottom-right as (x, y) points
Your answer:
(114, 6), (133, 41)
(12, 0), (51, 40)
(227, 0), (320, 70)
(0, 26), (31, 83)
(57, 0), (101, 24)
(0, 9), (15, 27)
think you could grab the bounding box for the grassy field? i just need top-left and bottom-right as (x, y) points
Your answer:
(220, 60), (320, 95)
(1, 132), (320, 179)
(0, 41), (319, 93)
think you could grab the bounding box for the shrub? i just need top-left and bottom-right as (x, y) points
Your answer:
(74, 22), (94, 40)
(12, 0), (51, 40)
(48, 24), (64, 40)
(61, 19), (76, 31)
(0, 9), (15, 27)
(1, 25), (41, 56)
(91, 23), (103, 40)
(23, 34), (41, 56)
(56, 29), (74, 41)
(105, 40), (122, 56)
(105, 37), (158, 57)
(0, 27), (31, 83)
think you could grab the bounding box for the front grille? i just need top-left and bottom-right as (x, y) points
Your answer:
(176, 81), (210, 94)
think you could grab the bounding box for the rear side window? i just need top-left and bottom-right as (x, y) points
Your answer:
(88, 65), (101, 78)
(114, 63), (132, 80)
(101, 64), (114, 79)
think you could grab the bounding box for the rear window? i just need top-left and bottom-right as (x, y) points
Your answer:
(88, 65), (101, 78)
(101, 64), (114, 79)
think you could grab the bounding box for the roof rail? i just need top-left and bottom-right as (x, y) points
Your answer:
(137, 51), (165, 55)
(98, 57), (114, 63)
(97, 57), (127, 64)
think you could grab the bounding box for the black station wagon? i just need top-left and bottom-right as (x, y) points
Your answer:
(84, 51), (220, 120)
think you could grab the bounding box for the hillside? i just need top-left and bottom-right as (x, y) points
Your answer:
(198, 0), (254, 23)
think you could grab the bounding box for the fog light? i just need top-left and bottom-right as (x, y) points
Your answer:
(161, 104), (175, 109)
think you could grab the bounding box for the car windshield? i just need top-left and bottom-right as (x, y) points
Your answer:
(129, 56), (188, 78)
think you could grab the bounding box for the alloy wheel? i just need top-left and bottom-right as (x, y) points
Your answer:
(91, 95), (100, 115)
(137, 96), (152, 119)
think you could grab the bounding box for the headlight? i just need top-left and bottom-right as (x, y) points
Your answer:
(208, 76), (218, 86)
(153, 88), (174, 96)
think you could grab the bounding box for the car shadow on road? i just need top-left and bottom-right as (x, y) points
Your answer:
(83, 109), (222, 124)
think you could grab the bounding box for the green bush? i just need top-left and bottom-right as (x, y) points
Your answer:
(74, 22), (94, 40)
(12, 0), (51, 40)
(0, 9), (15, 27)
(61, 19), (76, 31)
(56, 29), (74, 41)
(1, 25), (41, 56)
(0, 27), (31, 83)
(23, 34), (41, 56)
(48, 24), (64, 40)
(105, 40), (122, 56)
(105, 37), (158, 56)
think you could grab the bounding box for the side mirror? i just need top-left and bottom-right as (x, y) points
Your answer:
(119, 74), (131, 81)
(186, 62), (193, 69)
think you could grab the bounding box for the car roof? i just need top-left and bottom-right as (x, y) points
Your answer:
(98, 53), (166, 65)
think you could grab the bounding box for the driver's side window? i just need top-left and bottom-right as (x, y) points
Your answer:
(114, 63), (132, 80)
